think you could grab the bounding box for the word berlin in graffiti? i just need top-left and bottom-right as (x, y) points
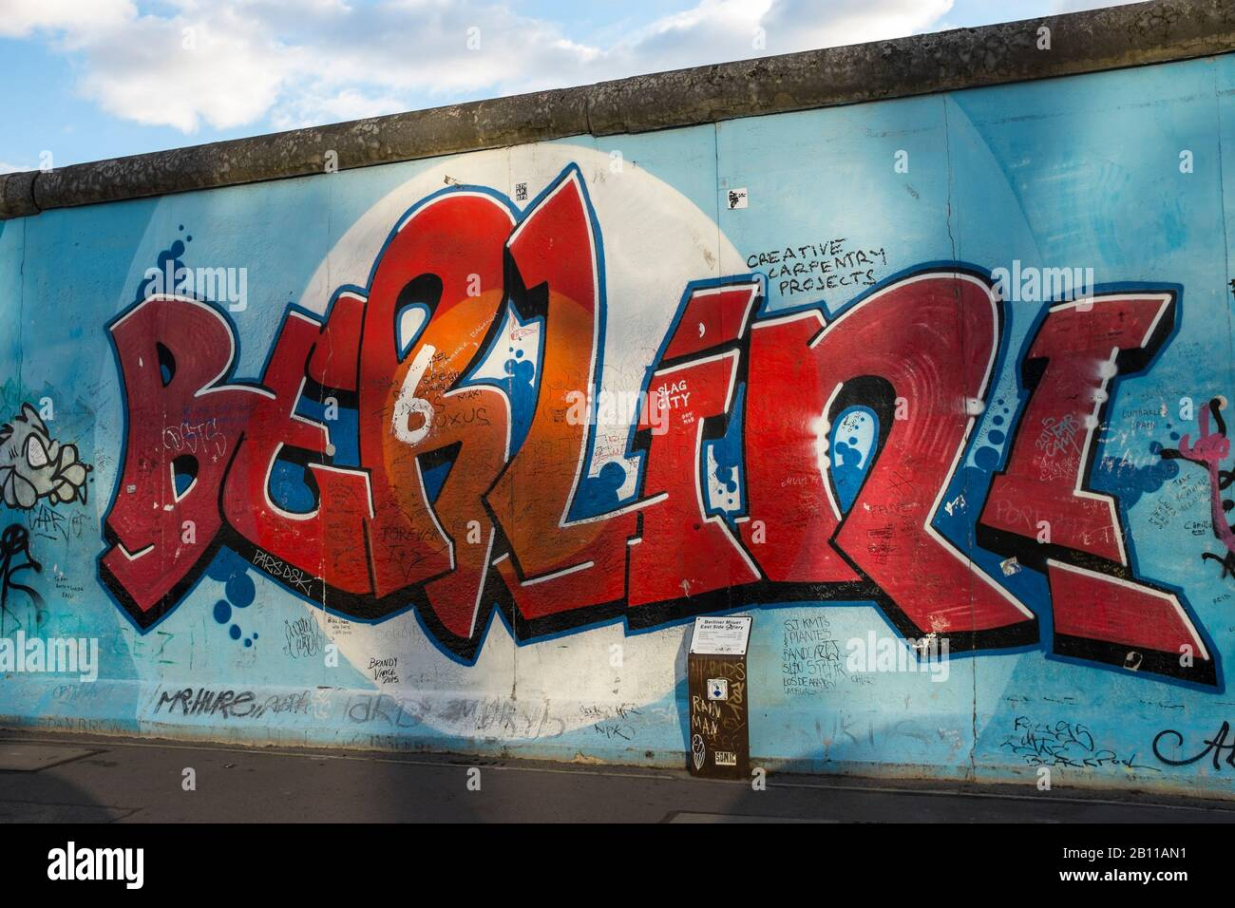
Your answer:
(99, 164), (1214, 683)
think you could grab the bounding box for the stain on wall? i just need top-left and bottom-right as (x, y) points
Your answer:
(4, 53), (1235, 797)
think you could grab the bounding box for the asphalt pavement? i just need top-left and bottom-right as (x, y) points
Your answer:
(1, 730), (1233, 823)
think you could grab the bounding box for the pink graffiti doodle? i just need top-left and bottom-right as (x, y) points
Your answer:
(1162, 398), (1235, 579)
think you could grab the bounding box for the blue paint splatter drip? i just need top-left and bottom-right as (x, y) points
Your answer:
(207, 550), (258, 645)
(830, 406), (878, 512)
(570, 460), (628, 516)
(972, 400), (1014, 472)
(503, 346), (538, 452)
(135, 229), (193, 303)
(1092, 442), (1179, 508)
(704, 384), (747, 522)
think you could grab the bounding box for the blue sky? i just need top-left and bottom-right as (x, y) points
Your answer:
(0, 0), (1134, 171)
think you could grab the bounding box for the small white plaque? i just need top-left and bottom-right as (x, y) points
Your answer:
(690, 616), (752, 656)
(725, 187), (749, 210)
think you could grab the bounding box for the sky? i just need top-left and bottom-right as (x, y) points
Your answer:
(0, 0), (1139, 171)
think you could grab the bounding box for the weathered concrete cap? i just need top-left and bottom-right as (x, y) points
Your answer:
(24, 86), (591, 218)
(2, 0), (1232, 219)
(586, 0), (1235, 133)
(0, 168), (38, 220)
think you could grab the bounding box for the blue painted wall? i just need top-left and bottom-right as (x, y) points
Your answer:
(2, 52), (1235, 797)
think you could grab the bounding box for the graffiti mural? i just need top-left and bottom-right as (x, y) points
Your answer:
(1161, 398), (1235, 581)
(0, 524), (43, 635)
(6, 51), (1235, 792)
(0, 404), (91, 509)
(96, 164), (1212, 684)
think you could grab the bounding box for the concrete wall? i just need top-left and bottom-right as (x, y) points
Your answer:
(3, 2), (1235, 798)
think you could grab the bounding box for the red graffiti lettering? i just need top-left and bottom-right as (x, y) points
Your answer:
(978, 294), (1212, 684)
(99, 166), (1213, 684)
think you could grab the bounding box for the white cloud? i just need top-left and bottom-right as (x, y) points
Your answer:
(0, 161), (33, 174)
(601, 0), (952, 77)
(5, 0), (957, 134)
(0, 0), (135, 40)
(1051, 0), (1141, 11)
(76, 14), (292, 132)
(268, 89), (409, 132)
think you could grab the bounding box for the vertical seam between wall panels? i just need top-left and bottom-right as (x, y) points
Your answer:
(508, 145), (517, 704)
(324, 164), (333, 626)
(712, 121), (723, 262)
(711, 121), (729, 631)
(1213, 63), (1232, 715)
(17, 216), (26, 389)
(942, 94), (979, 783)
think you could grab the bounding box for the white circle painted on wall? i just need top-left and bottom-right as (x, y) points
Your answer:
(299, 143), (741, 738)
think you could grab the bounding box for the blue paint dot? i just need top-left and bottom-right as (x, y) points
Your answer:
(504, 357), (535, 387)
(213, 600), (231, 624)
(515, 349), (524, 358)
(1170, 431), (1180, 441)
(989, 430), (1006, 445)
(974, 446), (1000, 470)
(252, 633), (258, 640)
(229, 624), (242, 640)
(992, 415), (1004, 426)
(244, 638), (253, 648)
(226, 573), (255, 608)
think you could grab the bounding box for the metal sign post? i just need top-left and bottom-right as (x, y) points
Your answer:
(687, 616), (752, 779)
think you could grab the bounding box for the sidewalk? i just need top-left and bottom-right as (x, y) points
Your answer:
(1, 730), (1233, 824)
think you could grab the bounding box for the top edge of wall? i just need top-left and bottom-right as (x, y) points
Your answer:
(1, 0), (1232, 221)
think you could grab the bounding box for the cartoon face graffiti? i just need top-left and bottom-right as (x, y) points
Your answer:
(0, 404), (91, 509)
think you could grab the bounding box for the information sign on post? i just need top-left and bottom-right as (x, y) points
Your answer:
(687, 616), (752, 779)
